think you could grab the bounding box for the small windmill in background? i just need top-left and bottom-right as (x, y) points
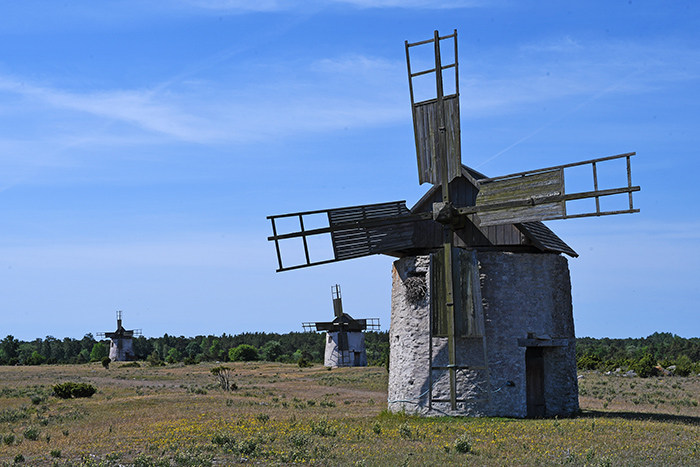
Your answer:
(97, 310), (142, 362)
(303, 285), (380, 367)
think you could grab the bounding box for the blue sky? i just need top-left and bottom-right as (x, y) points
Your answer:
(0, 1), (698, 341)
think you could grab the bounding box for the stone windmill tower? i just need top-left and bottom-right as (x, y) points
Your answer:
(97, 310), (142, 362)
(303, 285), (380, 367)
(267, 30), (639, 417)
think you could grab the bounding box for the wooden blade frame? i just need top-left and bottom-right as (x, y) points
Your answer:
(331, 284), (343, 318)
(268, 201), (425, 272)
(406, 30), (461, 186)
(468, 152), (640, 226)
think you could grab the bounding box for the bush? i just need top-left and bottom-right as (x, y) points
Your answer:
(120, 361), (140, 368)
(147, 351), (164, 367)
(674, 355), (695, 376)
(298, 358), (312, 368)
(260, 341), (283, 362)
(229, 344), (258, 362)
(23, 426), (40, 441)
(101, 356), (111, 369)
(454, 433), (472, 453)
(211, 366), (237, 391)
(166, 348), (181, 364)
(26, 351), (45, 366)
(72, 383), (97, 398)
(89, 342), (108, 362)
(632, 353), (656, 378)
(577, 353), (603, 370)
(53, 382), (97, 399)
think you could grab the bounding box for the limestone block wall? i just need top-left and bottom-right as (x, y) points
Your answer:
(324, 331), (367, 367)
(109, 338), (133, 362)
(388, 251), (579, 418)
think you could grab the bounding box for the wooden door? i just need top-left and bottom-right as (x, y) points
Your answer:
(526, 347), (545, 418)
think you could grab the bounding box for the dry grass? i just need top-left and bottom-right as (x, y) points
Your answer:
(0, 363), (699, 466)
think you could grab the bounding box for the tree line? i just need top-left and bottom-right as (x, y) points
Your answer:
(576, 332), (700, 376)
(2, 331), (698, 377)
(0, 331), (390, 367)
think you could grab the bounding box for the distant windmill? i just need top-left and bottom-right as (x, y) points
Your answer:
(303, 285), (380, 367)
(97, 311), (142, 362)
(269, 30), (639, 417)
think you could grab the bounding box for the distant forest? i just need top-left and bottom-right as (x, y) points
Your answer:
(0, 331), (389, 367)
(1, 332), (699, 376)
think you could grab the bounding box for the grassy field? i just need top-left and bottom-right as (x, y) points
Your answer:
(0, 363), (699, 466)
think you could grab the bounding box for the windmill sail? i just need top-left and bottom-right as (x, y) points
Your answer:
(268, 201), (421, 272)
(406, 30), (461, 186)
(474, 169), (565, 226)
(471, 152), (640, 226)
(412, 95), (462, 185)
(332, 284), (343, 317)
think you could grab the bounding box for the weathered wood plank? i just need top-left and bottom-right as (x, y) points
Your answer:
(414, 95), (461, 185)
(477, 203), (565, 227)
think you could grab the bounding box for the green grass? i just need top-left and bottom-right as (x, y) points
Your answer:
(0, 364), (699, 466)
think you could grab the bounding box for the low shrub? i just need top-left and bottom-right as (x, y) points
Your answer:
(229, 344), (258, 362)
(210, 366), (237, 391)
(119, 361), (140, 368)
(310, 417), (337, 437)
(454, 433), (472, 453)
(3, 433), (15, 445)
(577, 353), (603, 370)
(23, 426), (40, 441)
(0, 408), (29, 423)
(632, 353), (656, 378)
(673, 355), (695, 376)
(298, 358), (313, 368)
(53, 382), (97, 399)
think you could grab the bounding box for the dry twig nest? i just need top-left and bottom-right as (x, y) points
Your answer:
(404, 275), (427, 304)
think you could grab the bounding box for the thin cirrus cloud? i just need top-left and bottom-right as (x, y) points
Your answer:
(1, 37), (695, 153)
(0, 54), (408, 147)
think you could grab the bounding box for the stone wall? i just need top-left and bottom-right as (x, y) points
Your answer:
(388, 250), (578, 417)
(324, 331), (367, 367)
(109, 338), (133, 362)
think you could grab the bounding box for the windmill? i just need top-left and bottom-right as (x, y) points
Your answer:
(303, 284), (380, 367)
(97, 310), (142, 362)
(268, 30), (639, 417)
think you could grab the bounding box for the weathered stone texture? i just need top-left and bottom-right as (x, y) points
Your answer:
(324, 331), (367, 367)
(388, 251), (579, 418)
(108, 339), (133, 362)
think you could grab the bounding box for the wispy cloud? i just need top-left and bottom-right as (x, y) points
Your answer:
(0, 77), (217, 143)
(0, 53), (407, 148)
(0, 35), (696, 183)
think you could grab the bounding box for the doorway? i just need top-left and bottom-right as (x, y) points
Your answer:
(526, 347), (545, 417)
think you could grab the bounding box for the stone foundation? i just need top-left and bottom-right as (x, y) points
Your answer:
(324, 331), (367, 367)
(388, 250), (578, 417)
(109, 339), (134, 362)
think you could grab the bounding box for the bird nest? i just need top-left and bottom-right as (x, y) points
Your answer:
(404, 275), (427, 304)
